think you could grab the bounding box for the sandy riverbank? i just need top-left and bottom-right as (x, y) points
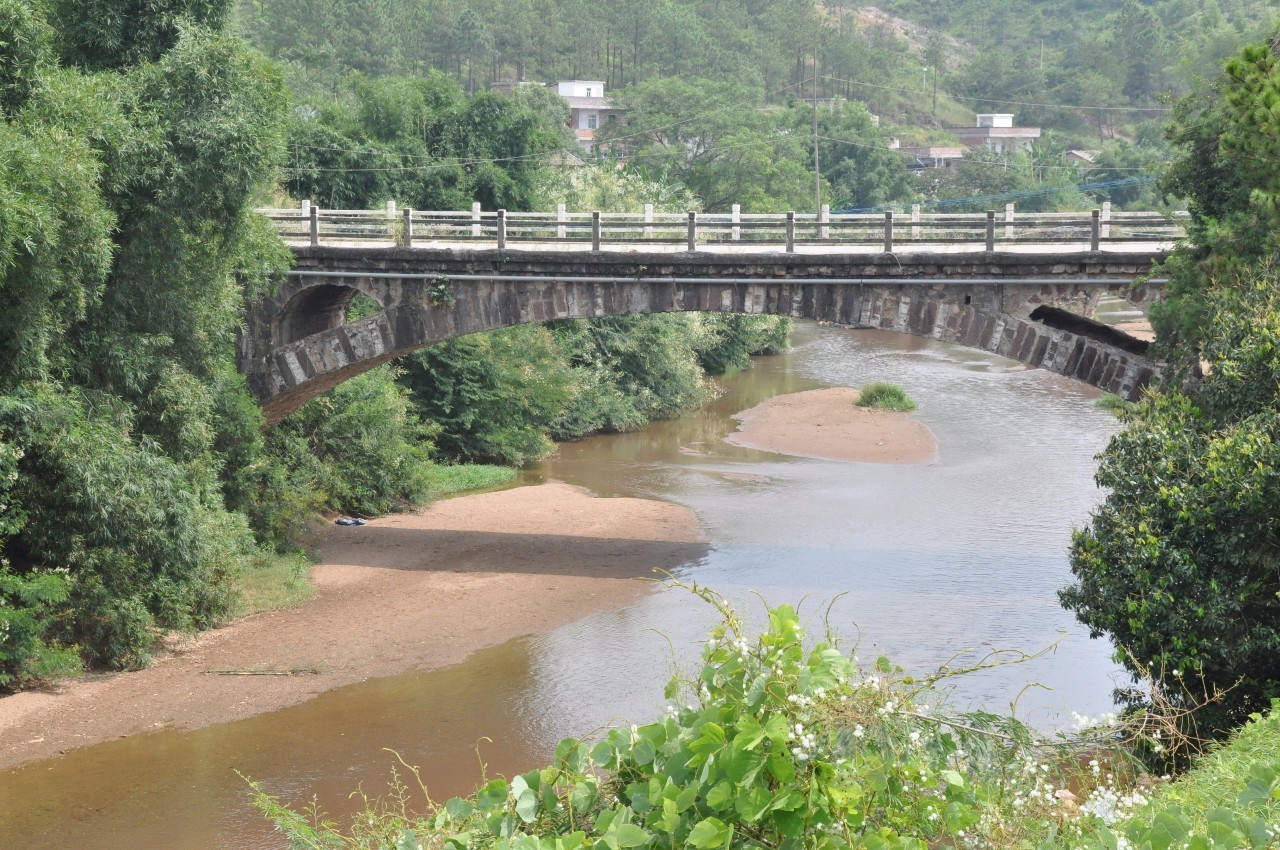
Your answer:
(725, 387), (937, 464)
(0, 387), (938, 771)
(0, 482), (707, 771)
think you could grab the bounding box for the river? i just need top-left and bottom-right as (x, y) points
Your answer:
(0, 321), (1124, 848)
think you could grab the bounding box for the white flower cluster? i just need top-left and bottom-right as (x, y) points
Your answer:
(788, 722), (817, 762)
(1069, 710), (1119, 731)
(1079, 785), (1149, 825)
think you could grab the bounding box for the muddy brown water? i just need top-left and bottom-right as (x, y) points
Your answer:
(0, 322), (1126, 848)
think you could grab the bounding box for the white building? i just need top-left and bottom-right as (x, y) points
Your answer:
(556, 81), (625, 154)
(948, 113), (1041, 154)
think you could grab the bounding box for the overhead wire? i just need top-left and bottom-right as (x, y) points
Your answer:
(832, 176), (1158, 213)
(818, 73), (1168, 113)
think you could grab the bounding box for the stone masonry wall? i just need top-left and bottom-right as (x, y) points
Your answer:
(245, 247), (1164, 424)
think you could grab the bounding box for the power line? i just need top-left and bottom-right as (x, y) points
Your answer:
(833, 176), (1157, 213)
(819, 73), (1167, 113)
(816, 134), (1153, 174)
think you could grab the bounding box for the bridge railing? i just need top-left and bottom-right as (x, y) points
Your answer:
(260, 201), (1187, 252)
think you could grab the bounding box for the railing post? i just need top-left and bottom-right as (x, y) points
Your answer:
(731, 204), (741, 241)
(1090, 208), (1101, 251)
(472, 201), (482, 237)
(1004, 202), (1015, 240)
(818, 204), (829, 241)
(911, 203), (920, 239)
(497, 209), (507, 250)
(883, 210), (894, 253)
(985, 209), (995, 251)
(386, 200), (397, 242)
(401, 208), (413, 248)
(1101, 201), (1111, 240)
(643, 203), (653, 239)
(687, 211), (697, 252)
(309, 203), (319, 247)
(592, 210), (602, 251)
(557, 204), (567, 240)
(786, 211), (796, 253)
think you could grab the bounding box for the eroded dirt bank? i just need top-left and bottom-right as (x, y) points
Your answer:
(0, 482), (707, 771)
(725, 387), (937, 464)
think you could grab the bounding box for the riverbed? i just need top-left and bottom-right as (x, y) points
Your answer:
(0, 322), (1124, 848)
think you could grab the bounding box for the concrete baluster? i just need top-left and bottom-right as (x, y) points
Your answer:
(557, 204), (567, 240)
(1090, 209), (1101, 251)
(386, 200), (397, 241)
(818, 204), (830, 241)
(644, 203), (653, 240)
(786, 211), (796, 253)
(731, 204), (741, 241)
(401, 208), (413, 248)
(883, 210), (894, 253)
(911, 203), (921, 239)
(687, 211), (697, 252)
(985, 210), (996, 251)
(497, 209), (507, 250)
(309, 204), (319, 247)
(472, 201), (482, 238)
(1005, 203), (1015, 240)
(592, 211), (602, 251)
(1101, 201), (1111, 240)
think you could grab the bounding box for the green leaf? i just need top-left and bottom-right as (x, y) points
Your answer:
(735, 785), (772, 823)
(706, 781), (734, 812)
(572, 781), (598, 812)
(772, 808), (804, 840)
(735, 714), (765, 750)
(632, 738), (657, 766)
(611, 824), (651, 849)
(941, 770), (966, 788)
(764, 714), (790, 745)
(445, 797), (475, 819)
(723, 744), (765, 784)
(767, 753), (795, 784)
(687, 817), (730, 849)
(515, 788), (539, 823)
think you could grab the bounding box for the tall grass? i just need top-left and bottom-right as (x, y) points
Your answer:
(856, 381), (917, 412)
(232, 551), (314, 617)
(426, 463), (518, 497)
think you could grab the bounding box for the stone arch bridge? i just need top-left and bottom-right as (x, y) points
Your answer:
(240, 246), (1166, 426)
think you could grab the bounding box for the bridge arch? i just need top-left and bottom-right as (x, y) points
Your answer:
(239, 247), (1166, 426)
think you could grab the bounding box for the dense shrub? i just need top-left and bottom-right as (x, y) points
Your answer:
(399, 325), (574, 465)
(0, 385), (251, 671)
(270, 366), (435, 517)
(254, 588), (1280, 849)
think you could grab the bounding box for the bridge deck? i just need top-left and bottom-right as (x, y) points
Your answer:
(275, 237), (1178, 255)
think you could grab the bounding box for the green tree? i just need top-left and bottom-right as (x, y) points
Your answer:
(1062, 27), (1280, 738)
(51, 0), (233, 69)
(810, 101), (915, 211)
(1149, 24), (1280, 355)
(1061, 267), (1280, 737)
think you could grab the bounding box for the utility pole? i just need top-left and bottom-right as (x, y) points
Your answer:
(813, 45), (821, 215)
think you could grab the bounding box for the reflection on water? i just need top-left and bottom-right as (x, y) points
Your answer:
(0, 322), (1124, 849)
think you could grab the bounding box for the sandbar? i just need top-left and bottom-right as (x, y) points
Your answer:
(725, 387), (937, 464)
